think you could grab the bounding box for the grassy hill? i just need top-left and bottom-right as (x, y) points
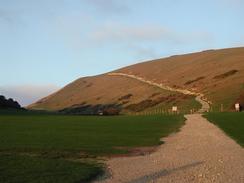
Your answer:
(29, 47), (244, 113)
(29, 75), (199, 114)
(117, 47), (244, 111)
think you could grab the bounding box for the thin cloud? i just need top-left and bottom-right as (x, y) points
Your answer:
(231, 35), (244, 47)
(83, 0), (130, 14)
(89, 24), (213, 44)
(91, 25), (172, 42)
(87, 23), (214, 59)
(0, 84), (60, 107)
(133, 46), (159, 58)
(0, 9), (18, 23)
(222, 0), (244, 4)
(52, 12), (214, 60)
(216, 0), (244, 8)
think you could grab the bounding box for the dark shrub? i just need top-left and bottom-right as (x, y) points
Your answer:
(0, 95), (21, 109)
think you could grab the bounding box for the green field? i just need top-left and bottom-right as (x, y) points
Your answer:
(0, 154), (103, 183)
(0, 112), (185, 182)
(204, 112), (244, 147)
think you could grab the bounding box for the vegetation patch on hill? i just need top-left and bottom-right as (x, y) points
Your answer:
(60, 103), (121, 115)
(118, 94), (133, 101)
(184, 76), (205, 85)
(204, 112), (244, 147)
(213, 70), (238, 79)
(150, 92), (161, 98)
(125, 94), (193, 112)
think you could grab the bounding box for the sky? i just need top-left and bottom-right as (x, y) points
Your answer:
(0, 0), (244, 106)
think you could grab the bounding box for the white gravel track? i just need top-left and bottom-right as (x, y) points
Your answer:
(97, 114), (244, 183)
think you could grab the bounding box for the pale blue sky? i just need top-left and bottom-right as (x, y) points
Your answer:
(0, 0), (244, 105)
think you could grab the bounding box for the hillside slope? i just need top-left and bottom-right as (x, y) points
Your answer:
(29, 74), (198, 114)
(29, 47), (244, 113)
(116, 47), (244, 111)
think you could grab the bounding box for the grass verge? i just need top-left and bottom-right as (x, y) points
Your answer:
(204, 112), (244, 147)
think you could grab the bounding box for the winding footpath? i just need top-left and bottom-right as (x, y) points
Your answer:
(108, 73), (201, 95)
(95, 73), (244, 183)
(108, 72), (210, 112)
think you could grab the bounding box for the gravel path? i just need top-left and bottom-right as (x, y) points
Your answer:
(195, 95), (210, 113)
(97, 73), (243, 182)
(97, 114), (244, 183)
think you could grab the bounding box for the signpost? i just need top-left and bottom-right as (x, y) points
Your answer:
(172, 106), (178, 114)
(235, 103), (240, 112)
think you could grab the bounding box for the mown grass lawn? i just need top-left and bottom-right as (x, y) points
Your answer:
(0, 113), (185, 183)
(0, 154), (103, 183)
(204, 112), (244, 147)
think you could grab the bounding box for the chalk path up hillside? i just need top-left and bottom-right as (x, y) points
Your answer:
(96, 114), (244, 183)
(108, 72), (210, 112)
(94, 73), (244, 183)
